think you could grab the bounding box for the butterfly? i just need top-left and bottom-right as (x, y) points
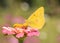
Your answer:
(13, 7), (45, 29)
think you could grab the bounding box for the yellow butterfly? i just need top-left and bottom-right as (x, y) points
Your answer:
(13, 7), (45, 29)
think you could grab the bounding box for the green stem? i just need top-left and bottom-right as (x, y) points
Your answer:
(18, 38), (24, 43)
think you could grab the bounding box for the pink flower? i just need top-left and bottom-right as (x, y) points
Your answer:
(2, 27), (15, 35)
(32, 31), (40, 36)
(2, 26), (25, 38)
(25, 27), (40, 37)
(16, 33), (24, 38)
(2, 26), (40, 38)
(14, 28), (25, 38)
(2, 29), (8, 34)
(14, 28), (24, 33)
(27, 30), (40, 37)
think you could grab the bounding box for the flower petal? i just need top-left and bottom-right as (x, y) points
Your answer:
(16, 33), (24, 38)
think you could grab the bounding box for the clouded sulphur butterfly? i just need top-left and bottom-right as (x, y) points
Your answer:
(14, 7), (45, 29)
(25, 7), (45, 29)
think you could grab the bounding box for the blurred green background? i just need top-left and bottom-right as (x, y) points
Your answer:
(0, 0), (60, 43)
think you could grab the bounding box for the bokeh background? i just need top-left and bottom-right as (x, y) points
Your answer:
(0, 0), (60, 43)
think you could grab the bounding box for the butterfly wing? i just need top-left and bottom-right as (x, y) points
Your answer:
(26, 7), (45, 29)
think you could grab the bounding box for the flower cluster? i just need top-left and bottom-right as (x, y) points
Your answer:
(2, 24), (40, 38)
